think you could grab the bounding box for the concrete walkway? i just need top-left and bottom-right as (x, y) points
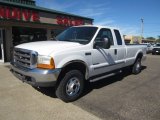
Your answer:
(0, 64), (100, 120)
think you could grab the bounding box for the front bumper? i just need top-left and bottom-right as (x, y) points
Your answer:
(152, 50), (160, 54)
(10, 63), (61, 87)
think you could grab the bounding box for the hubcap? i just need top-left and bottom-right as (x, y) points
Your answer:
(136, 61), (141, 72)
(66, 77), (80, 96)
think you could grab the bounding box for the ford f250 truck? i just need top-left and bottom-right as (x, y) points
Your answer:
(11, 25), (147, 102)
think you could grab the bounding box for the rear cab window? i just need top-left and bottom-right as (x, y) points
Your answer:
(114, 30), (123, 45)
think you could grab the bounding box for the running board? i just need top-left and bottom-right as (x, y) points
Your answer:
(89, 70), (122, 82)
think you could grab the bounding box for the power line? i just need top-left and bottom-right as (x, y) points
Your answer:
(144, 22), (160, 24)
(144, 30), (160, 33)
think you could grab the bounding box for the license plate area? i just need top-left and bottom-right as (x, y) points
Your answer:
(13, 71), (26, 81)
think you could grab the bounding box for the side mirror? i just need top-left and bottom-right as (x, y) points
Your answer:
(103, 37), (111, 49)
(94, 37), (111, 49)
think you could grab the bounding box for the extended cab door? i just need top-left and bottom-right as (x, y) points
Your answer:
(91, 28), (119, 76)
(113, 29), (126, 67)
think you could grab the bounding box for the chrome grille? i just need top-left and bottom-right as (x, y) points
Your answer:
(13, 48), (38, 69)
(153, 48), (160, 51)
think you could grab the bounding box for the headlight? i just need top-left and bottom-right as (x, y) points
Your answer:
(37, 55), (55, 69)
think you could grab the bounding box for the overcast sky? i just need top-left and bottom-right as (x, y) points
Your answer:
(36, 0), (160, 38)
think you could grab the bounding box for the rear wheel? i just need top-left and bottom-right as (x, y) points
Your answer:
(56, 70), (84, 102)
(132, 58), (142, 74)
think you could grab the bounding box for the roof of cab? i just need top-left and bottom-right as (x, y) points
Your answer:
(73, 25), (119, 30)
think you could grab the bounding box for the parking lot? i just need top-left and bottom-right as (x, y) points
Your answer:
(0, 54), (160, 120)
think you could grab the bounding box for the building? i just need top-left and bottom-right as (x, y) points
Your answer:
(124, 35), (156, 44)
(0, 0), (93, 62)
(124, 35), (142, 44)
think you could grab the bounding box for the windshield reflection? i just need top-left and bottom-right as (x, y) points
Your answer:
(56, 27), (98, 45)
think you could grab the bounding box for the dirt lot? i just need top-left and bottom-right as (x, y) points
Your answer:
(0, 54), (160, 120)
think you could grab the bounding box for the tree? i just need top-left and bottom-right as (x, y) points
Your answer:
(146, 37), (156, 40)
(157, 36), (160, 43)
(157, 39), (160, 43)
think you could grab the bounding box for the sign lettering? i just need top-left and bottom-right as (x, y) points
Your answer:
(0, 6), (40, 22)
(0, 5), (90, 26)
(56, 16), (84, 26)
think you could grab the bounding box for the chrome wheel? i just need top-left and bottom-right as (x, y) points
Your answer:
(132, 58), (142, 74)
(136, 61), (141, 72)
(56, 70), (84, 102)
(66, 77), (80, 97)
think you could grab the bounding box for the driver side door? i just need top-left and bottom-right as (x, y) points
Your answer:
(91, 28), (118, 76)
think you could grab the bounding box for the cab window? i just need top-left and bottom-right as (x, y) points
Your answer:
(114, 30), (122, 45)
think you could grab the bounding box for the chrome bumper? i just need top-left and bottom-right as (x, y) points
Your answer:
(10, 63), (61, 87)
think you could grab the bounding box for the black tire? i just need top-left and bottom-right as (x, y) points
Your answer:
(55, 70), (84, 102)
(132, 58), (142, 75)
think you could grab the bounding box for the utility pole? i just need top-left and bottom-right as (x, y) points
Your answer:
(141, 18), (144, 42)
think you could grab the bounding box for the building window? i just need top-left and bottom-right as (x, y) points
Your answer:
(12, 27), (47, 46)
(50, 29), (64, 40)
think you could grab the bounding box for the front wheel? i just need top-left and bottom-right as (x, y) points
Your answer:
(56, 70), (84, 102)
(132, 58), (142, 75)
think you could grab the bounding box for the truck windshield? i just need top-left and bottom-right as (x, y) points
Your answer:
(56, 27), (98, 45)
(155, 44), (160, 47)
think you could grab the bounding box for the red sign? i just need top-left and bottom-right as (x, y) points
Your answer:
(0, 6), (40, 22)
(56, 16), (84, 26)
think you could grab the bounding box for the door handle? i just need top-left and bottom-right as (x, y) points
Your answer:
(114, 49), (117, 55)
(85, 52), (91, 56)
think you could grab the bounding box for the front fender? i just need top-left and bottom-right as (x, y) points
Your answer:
(55, 55), (89, 69)
(55, 55), (90, 79)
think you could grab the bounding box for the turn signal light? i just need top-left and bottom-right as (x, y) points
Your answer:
(37, 57), (55, 69)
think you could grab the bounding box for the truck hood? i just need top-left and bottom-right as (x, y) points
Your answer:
(15, 41), (81, 55)
(153, 46), (160, 48)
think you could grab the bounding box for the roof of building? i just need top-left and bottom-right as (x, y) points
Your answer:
(0, 0), (93, 21)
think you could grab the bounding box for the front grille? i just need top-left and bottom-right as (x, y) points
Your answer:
(13, 48), (38, 69)
(153, 48), (160, 51)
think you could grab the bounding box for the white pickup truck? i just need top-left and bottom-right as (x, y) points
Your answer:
(11, 25), (147, 102)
